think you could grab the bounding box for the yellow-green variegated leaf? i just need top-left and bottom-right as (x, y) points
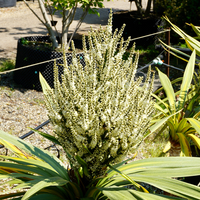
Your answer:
(146, 110), (182, 139)
(145, 115), (172, 139)
(106, 157), (200, 179)
(0, 140), (33, 159)
(188, 134), (200, 149)
(0, 192), (25, 200)
(0, 130), (69, 180)
(122, 176), (200, 200)
(99, 187), (170, 200)
(176, 132), (191, 156)
(159, 39), (191, 62)
(178, 50), (196, 110)
(164, 16), (200, 57)
(190, 23), (200, 39)
(0, 156), (61, 177)
(99, 187), (138, 200)
(0, 161), (52, 177)
(176, 118), (190, 133)
(151, 93), (170, 114)
(21, 177), (68, 200)
(156, 68), (176, 113)
(185, 37), (200, 57)
(163, 141), (171, 153)
(103, 157), (200, 200)
(108, 164), (148, 193)
(39, 72), (51, 95)
(186, 118), (200, 135)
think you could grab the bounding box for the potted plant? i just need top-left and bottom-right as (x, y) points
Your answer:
(112, 0), (164, 48)
(14, 0), (108, 90)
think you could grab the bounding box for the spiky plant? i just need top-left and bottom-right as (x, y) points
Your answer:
(40, 10), (155, 180)
(2, 11), (200, 200)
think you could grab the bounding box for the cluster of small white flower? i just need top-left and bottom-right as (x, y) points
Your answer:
(43, 10), (155, 177)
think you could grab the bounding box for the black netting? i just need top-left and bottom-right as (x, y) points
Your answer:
(112, 11), (164, 48)
(14, 36), (85, 91)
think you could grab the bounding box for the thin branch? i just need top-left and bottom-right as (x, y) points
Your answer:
(45, 0), (60, 40)
(38, 0), (51, 25)
(66, 5), (90, 49)
(64, 3), (78, 26)
(23, 0), (45, 26)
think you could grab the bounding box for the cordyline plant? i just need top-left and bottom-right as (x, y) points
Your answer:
(40, 11), (155, 178)
(151, 17), (200, 157)
(1, 11), (200, 200)
(152, 50), (200, 157)
(160, 16), (200, 63)
(23, 0), (108, 49)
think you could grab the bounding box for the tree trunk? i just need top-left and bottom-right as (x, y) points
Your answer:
(145, 0), (152, 16)
(62, 9), (69, 47)
(24, 0), (58, 49)
(134, 0), (143, 16)
(168, 141), (181, 157)
(37, 0), (58, 48)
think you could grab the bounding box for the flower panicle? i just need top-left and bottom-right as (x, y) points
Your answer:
(43, 11), (155, 178)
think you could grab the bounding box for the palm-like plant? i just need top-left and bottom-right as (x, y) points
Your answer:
(152, 50), (200, 156)
(1, 129), (200, 199)
(1, 11), (200, 199)
(160, 16), (200, 63)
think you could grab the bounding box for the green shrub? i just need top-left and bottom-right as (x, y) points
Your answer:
(0, 59), (15, 72)
(155, 0), (200, 44)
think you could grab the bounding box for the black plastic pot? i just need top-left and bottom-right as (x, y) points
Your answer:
(51, 20), (58, 26)
(14, 36), (84, 91)
(0, 0), (16, 7)
(113, 11), (163, 47)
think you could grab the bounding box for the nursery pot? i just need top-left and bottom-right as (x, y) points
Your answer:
(14, 36), (85, 91)
(113, 11), (163, 47)
(0, 0), (16, 7)
(51, 20), (58, 26)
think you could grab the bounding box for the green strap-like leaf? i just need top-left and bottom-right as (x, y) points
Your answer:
(146, 110), (181, 139)
(108, 157), (200, 178)
(0, 191), (25, 200)
(108, 164), (148, 193)
(159, 39), (191, 62)
(188, 134), (200, 149)
(176, 118), (188, 133)
(156, 68), (176, 113)
(111, 175), (200, 200)
(0, 155), (60, 177)
(22, 177), (68, 200)
(178, 50), (196, 110)
(29, 193), (64, 200)
(187, 118), (200, 135)
(99, 186), (183, 200)
(129, 189), (183, 200)
(0, 130), (69, 180)
(98, 187), (138, 200)
(164, 16), (200, 58)
(29, 128), (61, 146)
(176, 132), (191, 156)
(0, 162), (51, 177)
(39, 72), (51, 94)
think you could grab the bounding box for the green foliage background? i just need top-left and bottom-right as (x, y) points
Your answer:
(155, 0), (200, 43)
